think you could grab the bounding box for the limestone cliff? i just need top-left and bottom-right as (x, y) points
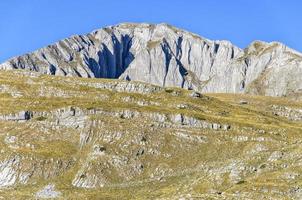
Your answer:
(1, 23), (301, 96)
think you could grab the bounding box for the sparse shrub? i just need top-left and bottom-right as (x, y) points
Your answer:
(36, 116), (47, 121)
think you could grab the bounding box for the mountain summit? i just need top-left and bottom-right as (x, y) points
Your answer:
(1, 23), (301, 97)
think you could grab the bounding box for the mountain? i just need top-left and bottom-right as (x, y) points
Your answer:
(1, 23), (302, 97)
(0, 70), (302, 199)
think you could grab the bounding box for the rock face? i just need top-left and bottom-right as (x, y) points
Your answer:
(1, 23), (302, 96)
(225, 41), (302, 96)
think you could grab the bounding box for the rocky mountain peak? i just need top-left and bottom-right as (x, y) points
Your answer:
(0, 22), (301, 97)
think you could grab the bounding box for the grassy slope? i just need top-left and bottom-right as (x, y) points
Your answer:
(0, 70), (301, 199)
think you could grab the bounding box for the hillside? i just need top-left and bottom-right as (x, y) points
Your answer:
(0, 70), (301, 199)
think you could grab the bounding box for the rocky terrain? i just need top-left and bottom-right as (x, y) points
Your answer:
(0, 23), (302, 199)
(1, 23), (302, 97)
(0, 70), (301, 199)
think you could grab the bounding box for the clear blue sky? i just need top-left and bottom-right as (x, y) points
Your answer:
(0, 0), (301, 62)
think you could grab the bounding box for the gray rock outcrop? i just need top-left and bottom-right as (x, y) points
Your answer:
(35, 184), (61, 199)
(1, 23), (301, 96)
(0, 111), (33, 121)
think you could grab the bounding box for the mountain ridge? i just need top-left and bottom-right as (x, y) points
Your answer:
(1, 22), (301, 97)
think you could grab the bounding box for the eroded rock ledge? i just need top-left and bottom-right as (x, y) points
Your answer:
(0, 107), (231, 131)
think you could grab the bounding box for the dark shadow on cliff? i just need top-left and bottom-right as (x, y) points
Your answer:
(85, 34), (134, 78)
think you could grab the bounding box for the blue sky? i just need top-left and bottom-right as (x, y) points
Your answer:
(0, 0), (301, 62)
